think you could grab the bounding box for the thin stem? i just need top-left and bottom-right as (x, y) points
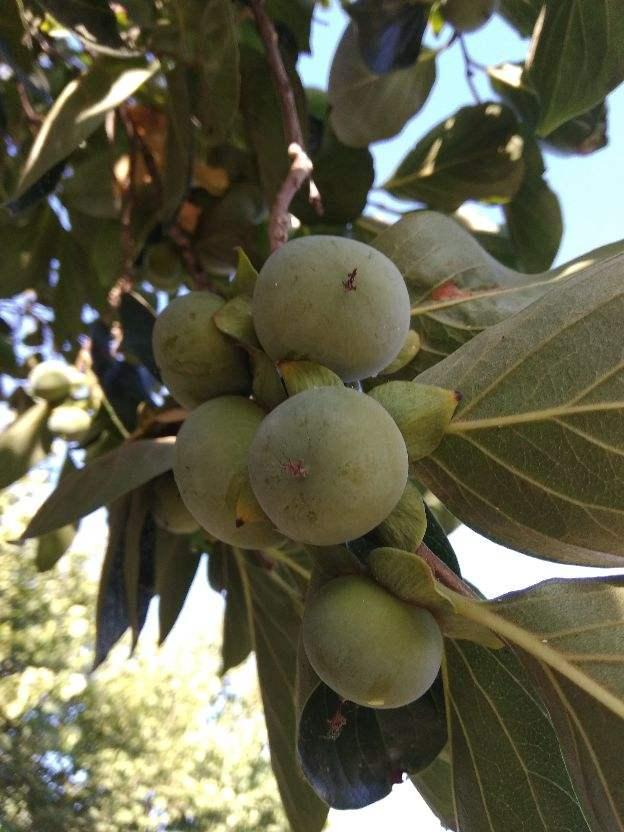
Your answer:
(249, 0), (323, 249)
(457, 35), (481, 104)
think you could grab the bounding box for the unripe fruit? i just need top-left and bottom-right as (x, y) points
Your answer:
(152, 292), (250, 410)
(152, 472), (199, 535)
(303, 575), (443, 708)
(252, 236), (410, 382)
(174, 396), (283, 548)
(143, 241), (183, 291)
(442, 0), (497, 32)
(29, 360), (73, 404)
(248, 386), (408, 545)
(46, 405), (92, 440)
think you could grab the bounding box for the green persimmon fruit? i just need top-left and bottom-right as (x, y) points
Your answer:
(248, 386), (408, 545)
(152, 291), (251, 410)
(46, 405), (92, 440)
(303, 574), (443, 708)
(174, 396), (282, 548)
(28, 360), (73, 404)
(442, 0), (497, 32)
(152, 472), (199, 535)
(143, 240), (184, 291)
(252, 236), (410, 381)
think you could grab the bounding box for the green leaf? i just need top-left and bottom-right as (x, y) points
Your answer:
(54, 233), (107, 346)
(414, 252), (624, 565)
(504, 174), (562, 272)
(161, 67), (193, 223)
(174, 0), (239, 146)
(35, 523), (77, 572)
(410, 748), (457, 831)
(379, 330), (420, 376)
(374, 479), (427, 552)
(208, 544), (253, 674)
(119, 291), (158, 378)
(373, 210), (624, 372)
(23, 437), (175, 538)
(498, 0), (543, 37)
(278, 360), (342, 397)
(232, 549), (328, 832)
(213, 295), (259, 349)
(444, 639), (592, 832)
(230, 247), (259, 297)
(368, 380), (460, 461)
(266, 0), (316, 53)
(122, 486), (156, 647)
(249, 348), (287, 411)
(14, 56), (158, 199)
(0, 0), (33, 77)
(384, 103), (525, 211)
(155, 529), (201, 645)
(0, 204), (61, 297)
(490, 577), (624, 832)
(328, 23), (436, 148)
(0, 401), (50, 490)
(527, 0), (624, 136)
(35, 0), (124, 51)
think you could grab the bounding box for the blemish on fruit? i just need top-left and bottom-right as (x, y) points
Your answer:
(342, 268), (357, 291)
(281, 458), (309, 478)
(325, 706), (347, 741)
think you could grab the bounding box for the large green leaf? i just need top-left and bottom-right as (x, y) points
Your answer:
(23, 437), (175, 538)
(328, 22), (436, 148)
(155, 529), (201, 645)
(504, 174), (562, 272)
(445, 575), (624, 831)
(444, 640), (591, 832)
(410, 749), (456, 831)
(414, 251), (624, 565)
(498, 0), (543, 37)
(0, 204), (61, 297)
(384, 104), (525, 211)
(527, 0), (624, 136)
(35, 0), (123, 51)
(14, 56), (158, 199)
(373, 211), (622, 372)
(232, 550), (328, 832)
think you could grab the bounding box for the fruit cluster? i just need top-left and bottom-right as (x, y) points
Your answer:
(153, 235), (454, 709)
(28, 360), (93, 441)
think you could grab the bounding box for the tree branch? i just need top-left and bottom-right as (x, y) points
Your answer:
(249, 0), (323, 250)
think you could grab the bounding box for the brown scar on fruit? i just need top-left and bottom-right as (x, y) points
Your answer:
(342, 268), (357, 291)
(281, 458), (309, 478)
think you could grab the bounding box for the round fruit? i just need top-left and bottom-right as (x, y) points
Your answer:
(174, 396), (283, 548)
(46, 405), (92, 440)
(152, 292), (250, 410)
(303, 575), (443, 708)
(442, 0), (497, 32)
(252, 236), (410, 382)
(248, 386), (408, 545)
(29, 360), (73, 404)
(152, 472), (199, 535)
(143, 241), (184, 291)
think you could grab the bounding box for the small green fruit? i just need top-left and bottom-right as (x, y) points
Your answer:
(303, 575), (443, 708)
(442, 0), (497, 32)
(46, 405), (92, 440)
(174, 396), (283, 548)
(152, 292), (251, 410)
(143, 241), (184, 291)
(152, 473), (199, 535)
(28, 360), (73, 404)
(248, 386), (408, 545)
(252, 236), (410, 382)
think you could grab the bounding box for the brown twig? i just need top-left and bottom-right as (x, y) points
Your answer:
(416, 541), (477, 598)
(457, 35), (482, 105)
(166, 223), (216, 291)
(249, 0), (323, 250)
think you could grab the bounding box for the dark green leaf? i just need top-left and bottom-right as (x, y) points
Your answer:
(328, 23), (436, 147)
(0, 0), (33, 77)
(498, 0), (543, 37)
(122, 487), (156, 647)
(213, 545), (253, 674)
(410, 749), (456, 831)
(504, 174), (562, 272)
(35, 0), (123, 51)
(384, 103), (525, 211)
(35, 524), (77, 571)
(347, 0), (428, 74)
(6, 160), (65, 214)
(54, 233), (106, 346)
(155, 529), (201, 645)
(162, 67), (193, 223)
(422, 503), (461, 574)
(267, 0), (316, 53)
(119, 291), (158, 378)
(445, 640), (591, 832)
(414, 252), (624, 565)
(23, 437), (175, 538)
(0, 204), (61, 297)
(14, 57), (158, 199)
(527, 0), (624, 136)
(546, 101), (608, 156)
(232, 550), (328, 832)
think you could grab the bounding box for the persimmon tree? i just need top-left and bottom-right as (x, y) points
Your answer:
(1, 2), (623, 831)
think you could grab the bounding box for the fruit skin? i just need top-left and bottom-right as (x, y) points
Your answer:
(442, 0), (497, 32)
(152, 472), (199, 535)
(303, 575), (443, 708)
(248, 386), (408, 545)
(143, 240), (183, 291)
(28, 360), (73, 404)
(252, 236), (410, 382)
(174, 396), (283, 549)
(152, 291), (251, 410)
(46, 405), (92, 440)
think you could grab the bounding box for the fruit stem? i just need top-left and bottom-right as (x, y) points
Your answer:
(416, 541), (477, 598)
